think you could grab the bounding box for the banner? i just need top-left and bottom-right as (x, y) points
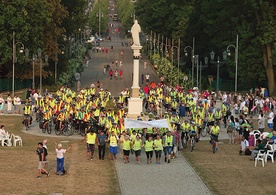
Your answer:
(124, 118), (172, 131)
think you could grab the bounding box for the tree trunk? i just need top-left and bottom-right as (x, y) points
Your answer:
(263, 44), (276, 97)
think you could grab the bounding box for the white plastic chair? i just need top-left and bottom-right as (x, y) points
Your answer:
(255, 150), (266, 167)
(2, 133), (12, 146)
(254, 133), (261, 146)
(12, 133), (23, 147)
(265, 144), (274, 163)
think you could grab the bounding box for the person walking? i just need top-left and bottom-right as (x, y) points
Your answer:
(121, 135), (131, 164)
(108, 131), (119, 160)
(132, 135), (143, 164)
(97, 130), (107, 160)
(109, 69), (113, 80)
(153, 134), (163, 164)
(36, 142), (50, 178)
(80, 129), (97, 161)
(141, 74), (144, 84)
(54, 142), (72, 175)
(119, 69), (123, 79)
(144, 61), (147, 69)
(164, 131), (173, 163)
(144, 135), (154, 164)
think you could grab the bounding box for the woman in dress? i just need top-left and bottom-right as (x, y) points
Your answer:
(7, 94), (12, 114)
(0, 94), (5, 113)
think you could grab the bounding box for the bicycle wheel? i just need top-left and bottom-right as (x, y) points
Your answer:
(201, 126), (207, 137)
(24, 119), (29, 131)
(55, 128), (61, 135)
(80, 127), (86, 136)
(183, 138), (187, 149)
(212, 142), (216, 154)
(63, 126), (71, 136)
(47, 124), (52, 134)
(191, 138), (195, 152)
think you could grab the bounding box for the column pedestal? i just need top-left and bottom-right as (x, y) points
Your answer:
(128, 45), (143, 119)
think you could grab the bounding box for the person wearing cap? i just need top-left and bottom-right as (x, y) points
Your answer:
(163, 131), (173, 163)
(23, 102), (32, 128)
(81, 128), (97, 161)
(97, 130), (108, 160)
(54, 142), (72, 175)
(108, 131), (119, 160)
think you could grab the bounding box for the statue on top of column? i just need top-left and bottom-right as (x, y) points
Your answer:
(131, 20), (141, 46)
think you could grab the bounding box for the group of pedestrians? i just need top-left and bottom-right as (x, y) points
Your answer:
(36, 139), (72, 179)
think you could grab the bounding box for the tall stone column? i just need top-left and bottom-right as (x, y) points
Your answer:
(128, 45), (143, 118)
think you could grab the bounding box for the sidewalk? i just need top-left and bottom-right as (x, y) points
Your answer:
(114, 148), (212, 195)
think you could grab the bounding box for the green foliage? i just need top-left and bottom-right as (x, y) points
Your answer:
(58, 45), (86, 85)
(88, 0), (109, 35)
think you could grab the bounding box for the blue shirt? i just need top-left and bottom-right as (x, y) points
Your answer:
(97, 134), (107, 146)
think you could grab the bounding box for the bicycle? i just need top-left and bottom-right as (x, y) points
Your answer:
(200, 120), (208, 137)
(181, 131), (188, 149)
(189, 132), (197, 152)
(210, 134), (218, 154)
(22, 117), (29, 130)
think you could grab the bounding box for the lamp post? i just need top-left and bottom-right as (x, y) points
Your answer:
(199, 58), (209, 92)
(55, 44), (66, 83)
(171, 44), (180, 85)
(97, 9), (104, 37)
(12, 31), (25, 97)
(226, 34), (239, 92)
(184, 37), (195, 87)
(37, 48), (48, 94)
(25, 48), (38, 89)
(205, 51), (227, 99)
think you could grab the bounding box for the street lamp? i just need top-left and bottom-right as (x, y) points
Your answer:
(12, 31), (25, 97)
(55, 44), (66, 83)
(37, 48), (48, 94)
(199, 59), (208, 92)
(96, 9), (104, 37)
(184, 37), (195, 87)
(25, 48), (38, 89)
(171, 45), (180, 85)
(226, 34), (239, 92)
(205, 51), (227, 99)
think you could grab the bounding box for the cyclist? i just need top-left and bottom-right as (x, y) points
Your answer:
(57, 109), (65, 130)
(23, 102), (32, 128)
(214, 108), (222, 126)
(189, 122), (198, 143)
(181, 120), (190, 143)
(42, 109), (51, 130)
(207, 109), (215, 132)
(195, 115), (203, 139)
(210, 122), (220, 151)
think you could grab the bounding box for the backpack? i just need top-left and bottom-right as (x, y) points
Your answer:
(43, 147), (48, 156)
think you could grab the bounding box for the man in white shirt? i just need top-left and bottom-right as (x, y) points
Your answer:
(239, 136), (249, 155)
(267, 109), (274, 129)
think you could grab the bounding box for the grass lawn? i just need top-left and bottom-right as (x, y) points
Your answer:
(182, 139), (276, 195)
(0, 116), (120, 195)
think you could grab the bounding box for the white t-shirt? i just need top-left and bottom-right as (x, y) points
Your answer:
(33, 93), (38, 101)
(268, 112), (274, 124)
(241, 139), (249, 151)
(16, 97), (21, 105)
(56, 148), (66, 159)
